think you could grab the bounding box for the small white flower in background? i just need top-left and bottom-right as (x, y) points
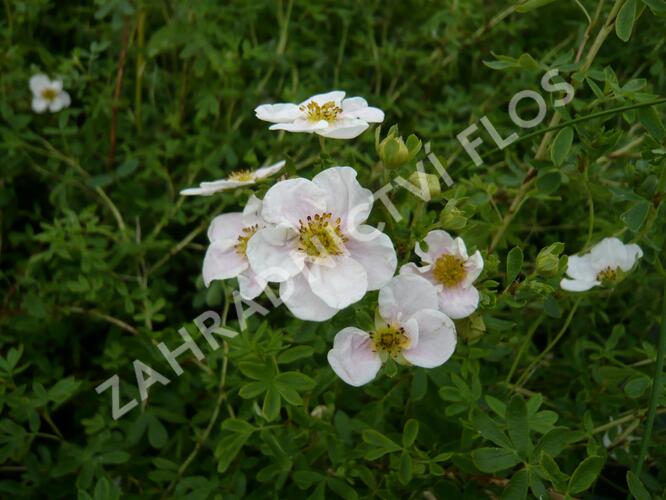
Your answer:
(255, 91), (384, 139)
(202, 195), (268, 300)
(180, 160), (286, 196)
(246, 166), (397, 321)
(29, 74), (71, 113)
(560, 237), (643, 292)
(327, 273), (457, 387)
(401, 230), (484, 320)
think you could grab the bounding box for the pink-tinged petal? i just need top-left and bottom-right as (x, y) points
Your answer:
(304, 91), (346, 106)
(401, 316), (420, 350)
(415, 230), (457, 264)
(345, 228), (397, 290)
(342, 104), (384, 123)
(200, 179), (253, 190)
(242, 195), (263, 219)
(307, 256), (368, 309)
(438, 285), (479, 319)
(316, 119), (369, 139)
(462, 250), (484, 287)
(404, 309), (456, 368)
(253, 160), (286, 180)
(261, 178), (327, 228)
(327, 327), (381, 386)
(202, 242), (248, 287)
(246, 227), (304, 282)
(379, 274), (439, 323)
(207, 213), (245, 244)
(49, 91), (70, 112)
(312, 167), (373, 231)
(560, 278), (598, 292)
(254, 103), (302, 123)
(280, 274), (339, 321)
(31, 97), (48, 113)
(29, 74), (50, 95)
(269, 119), (329, 133)
(341, 97), (368, 112)
(238, 268), (267, 300)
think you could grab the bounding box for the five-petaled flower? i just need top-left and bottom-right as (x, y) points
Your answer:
(246, 166), (397, 321)
(180, 160), (286, 196)
(255, 91), (384, 139)
(327, 273), (457, 387)
(401, 230), (484, 319)
(202, 195), (268, 300)
(560, 237), (643, 292)
(30, 74), (71, 114)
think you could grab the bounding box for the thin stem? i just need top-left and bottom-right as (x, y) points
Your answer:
(515, 297), (582, 388)
(633, 279), (666, 477)
(505, 315), (544, 385)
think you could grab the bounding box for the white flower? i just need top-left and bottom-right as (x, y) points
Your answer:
(246, 166), (397, 321)
(255, 91), (384, 140)
(327, 273), (457, 387)
(202, 195), (268, 300)
(560, 237), (643, 292)
(180, 160), (286, 196)
(29, 74), (71, 113)
(401, 230), (484, 320)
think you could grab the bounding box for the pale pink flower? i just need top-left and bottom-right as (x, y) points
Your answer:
(30, 74), (71, 113)
(327, 274), (457, 386)
(180, 160), (285, 196)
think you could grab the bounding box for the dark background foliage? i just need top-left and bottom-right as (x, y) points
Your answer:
(1, 0), (666, 498)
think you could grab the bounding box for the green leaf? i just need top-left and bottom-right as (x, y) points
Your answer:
(326, 477), (358, 500)
(642, 0), (666, 14)
(147, 415), (167, 449)
(637, 106), (666, 142)
(262, 386), (281, 421)
(221, 418), (256, 434)
(516, 0), (558, 12)
(567, 455), (604, 495)
(626, 471), (651, 500)
(275, 372), (316, 390)
(275, 382), (303, 406)
(277, 346), (314, 363)
(550, 126), (574, 166)
(398, 452), (413, 484)
(502, 469), (529, 500)
(239, 381), (267, 399)
(216, 432), (251, 473)
(472, 448), (522, 473)
(506, 395), (530, 455)
(616, 0), (638, 41)
(362, 429), (401, 456)
(402, 419), (419, 448)
(539, 452), (569, 488)
(93, 477), (121, 500)
(472, 412), (513, 449)
(624, 375), (651, 398)
(506, 247), (524, 285)
(621, 200), (650, 231)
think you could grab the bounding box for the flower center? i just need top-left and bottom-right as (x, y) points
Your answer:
(235, 225), (258, 256)
(41, 88), (57, 101)
(298, 212), (348, 258)
(597, 266), (618, 284)
(433, 253), (467, 287)
(300, 100), (342, 122)
(370, 324), (410, 358)
(228, 170), (255, 182)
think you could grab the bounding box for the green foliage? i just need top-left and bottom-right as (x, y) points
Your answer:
(1, 0), (666, 499)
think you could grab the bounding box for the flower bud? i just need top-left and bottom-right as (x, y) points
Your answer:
(409, 172), (440, 198)
(536, 242), (564, 277)
(440, 200), (467, 230)
(379, 136), (411, 167)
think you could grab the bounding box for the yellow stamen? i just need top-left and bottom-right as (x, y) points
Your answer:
(597, 266), (618, 284)
(41, 88), (57, 101)
(299, 100), (342, 122)
(370, 324), (410, 358)
(228, 170), (255, 182)
(433, 253), (467, 287)
(235, 225), (258, 256)
(298, 212), (348, 258)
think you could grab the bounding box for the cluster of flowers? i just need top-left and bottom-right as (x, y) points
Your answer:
(179, 90), (645, 387)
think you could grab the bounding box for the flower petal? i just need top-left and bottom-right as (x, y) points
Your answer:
(307, 256), (368, 309)
(261, 178), (327, 228)
(49, 91), (70, 112)
(246, 227), (304, 282)
(438, 285), (479, 319)
(404, 309), (456, 368)
(311, 166), (373, 231)
(270, 119), (329, 133)
(345, 227), (397, 290)
(255, 103), (302, 123)
(462, 250), (484, 287)
(238, 268), (267, 300)
(253, 160), (286, 180)
(280, 274), (339, 321)
(316, 119), (369, 139)
(207, 212), (245, 245)
(304, 91), (345, 106)
(29, 74), (50, 95)
(618, 243), (643, 271)
(327, 327), (381, 386)
(560, 278), (598, 292)
(565, 254), (597, 281)
(415, 230), (457, 264)
(202, 242), (248, 287)
(31, 97), (48, 113)
(352, 106), (384, 123)
(379, 273), (439, 322)
(341, 97), (368, 112)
